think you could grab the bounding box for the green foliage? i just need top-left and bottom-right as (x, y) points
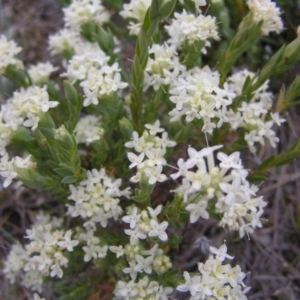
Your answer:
(249, 140), (300, 183)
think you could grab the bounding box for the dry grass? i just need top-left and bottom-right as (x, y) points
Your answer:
(0, 1), (300, 299)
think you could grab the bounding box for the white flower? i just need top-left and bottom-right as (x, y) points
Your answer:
(23, 112), (40, 131)
(145, 148), (166, 166)
(134, 254), (153, 274)
(145, 120), (164, 135)
(165, 10), (219, 48)
(48, 28), (80, 55)
(120, 0), (151, 35)
(145, 165), (167, 185)
(122, 207), (141, 229)
(177, 271), (202, 296)
(127, 152), (145, 169)
(0, 154), (17, 188)
(209, 244), (234, 262)
(63, 0), (110, 30)
(270, 112), (285, 126)
(147, 205), (162, 219)
(57, 230), (79, 251)
(148, 220), (168, 241)
(186, 200), (209, 223)
(0, 35), (23, 74)
(247, 0), (283, 36)
(125, 228), (147, 245)
(217, 152), (242, 169)
(28, 62), (58, 84)
(109, 245), (124, 258)
(75, 115), (104, 145)
(32, 293), (46, 300)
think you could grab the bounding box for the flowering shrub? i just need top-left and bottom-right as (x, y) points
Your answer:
(2, 0), (300, 299)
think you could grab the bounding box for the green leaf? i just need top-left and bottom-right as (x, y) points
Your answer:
(97, 27), (115, 53)
(62, 176), (77, 184)
(80, 21), (98, 42)
(248, 171), (270, 183)
(56, 0), (71, 5)
(39, 127), (54, 139)
(159, 0), (177, 19)
(11, 126), (34, 142)
(38, 112), (55, 130)
(137, 28), (149, 68)
(64, 81), (79, 106)
(149, 0), (161, 21)
(251, 140), (300, 183)
(53, 168), (74, 177)
(283, 76), (300, 110)
(118, 117), (135, 140)
(4, 64), (31, 87)
(158, 268), (180, 287)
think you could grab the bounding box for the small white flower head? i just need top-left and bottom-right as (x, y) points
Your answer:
(247, 0), (284, 35)
(80, 63), (128, 106)
(177, 243), (249, 299)
(168, 66), (234, 134)
(210, 243), (234, 262)
(120, 0), (152, 35)
(148, 219), (169, 241)
(165, 10), (219, 49)
(0, 154), (17, 188)
(109, 245), (124, 258)
(172, 146), (266, 236)
(63, 0), (110, 30)
(14, 155), (36, 170)
(125, 123), (175, 184)
(74, 115), (105, 145)
(3, 242), (27, 284)
(32, 294), (46, 300)
(0, 35), (23, 74)
(192, 0), (207, 12)
(28, 62), (58, 84)
(48, 28), (80, 55)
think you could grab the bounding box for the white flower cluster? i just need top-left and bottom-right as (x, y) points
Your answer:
(67, 168), (131, 230)
(63, 0), (109, 30)
(177, 244), (250, 299)
(123, 204), (169, 244)
(168, 66), (236, 134)
(0, 154), (36, 187)
(48, 28), (81, 55)
(78, 229), (108, 262)
(144, 43), (186, 91)
(3, 242), (28, 284)
(1, 85), (59, 132)
(4, 240), (44, 293)
(49, 1), (127, 107)
(247, 0), (283, 36)
(80, 61), (128, 106)
(113, 243), (173, 299)
(0, 35), (23, 74)
(114, 276), (173, 299)
(3, 212), (72, 292)
(60, 41), (127, 106)
(74, 115), (105, 145)
(49, 0), (117, 57)
(32, 294), (45, 300)
(62, 43), (109, 83)
(172, 146), (267, 238)
(165, 10), (219, 50)
(24, 225), (78, 278)
(125, 120), (176, 184)
(120, 0), (151, 35)
(225, 69), (285, 153)
(28, 61), (58, 84)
